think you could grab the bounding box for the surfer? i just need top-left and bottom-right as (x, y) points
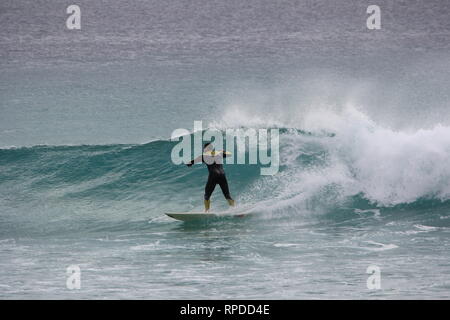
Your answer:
(187, 142), (235, 212)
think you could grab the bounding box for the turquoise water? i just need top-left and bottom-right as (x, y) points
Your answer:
(1, 133), (450, 299)
(1, 0), (450, 299)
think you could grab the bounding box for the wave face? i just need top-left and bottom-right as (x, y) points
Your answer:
(2, 107), (450, 236)
(2, 111), (450, 300)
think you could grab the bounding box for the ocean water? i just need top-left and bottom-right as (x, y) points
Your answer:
(1, 0), (450, 299)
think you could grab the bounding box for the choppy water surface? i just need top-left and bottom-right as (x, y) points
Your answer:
(1, 0), (450, 298)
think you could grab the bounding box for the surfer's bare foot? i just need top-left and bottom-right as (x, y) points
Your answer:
(204, 199), (211, 212)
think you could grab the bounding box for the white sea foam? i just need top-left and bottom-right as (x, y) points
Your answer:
(216, 103), (450, 210)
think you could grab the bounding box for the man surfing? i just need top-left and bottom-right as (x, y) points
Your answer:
(187, 142), (235, 212)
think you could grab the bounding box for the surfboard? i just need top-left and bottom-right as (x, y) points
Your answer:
(165, 211), (249, 222)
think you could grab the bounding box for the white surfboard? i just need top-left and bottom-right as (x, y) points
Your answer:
(165, 211), (250, 222)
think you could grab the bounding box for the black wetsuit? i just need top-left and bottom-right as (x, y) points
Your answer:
(203, 156), (232, 201)
(190, 153), (232, 201)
